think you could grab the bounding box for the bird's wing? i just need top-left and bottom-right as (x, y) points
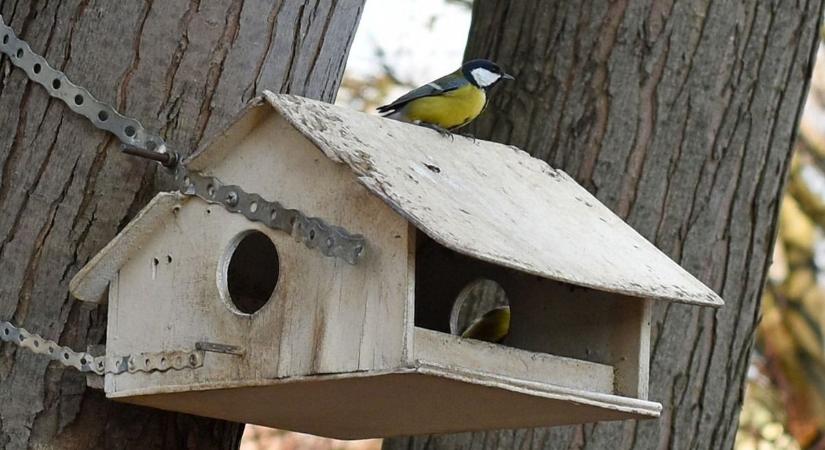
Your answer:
(377, 71), (468, 114)
(460, 306), (510, 343)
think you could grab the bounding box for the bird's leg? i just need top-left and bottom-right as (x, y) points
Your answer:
(417, 122), (454, 141)
(459, 132), (478, 144)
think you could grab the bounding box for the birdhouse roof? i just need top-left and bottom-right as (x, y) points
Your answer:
(71, 91), (723, 308)
(256, 93), (721, 307)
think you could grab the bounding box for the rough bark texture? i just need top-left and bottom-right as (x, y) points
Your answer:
(0, 1), (363, 449)
(385, 1), (823, 449)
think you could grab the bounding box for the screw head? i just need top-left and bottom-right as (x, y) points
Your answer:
(225, 191), (239, 207)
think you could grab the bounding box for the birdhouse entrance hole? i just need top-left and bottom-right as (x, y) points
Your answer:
(220, 230), (280, 314)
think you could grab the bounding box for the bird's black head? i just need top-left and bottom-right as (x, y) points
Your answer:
(461, 59), (515, 89)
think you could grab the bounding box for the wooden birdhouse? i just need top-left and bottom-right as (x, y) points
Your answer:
(69, 92), (723, 439)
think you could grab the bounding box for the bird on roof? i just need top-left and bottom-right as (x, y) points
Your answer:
(377, 59), (514, 137)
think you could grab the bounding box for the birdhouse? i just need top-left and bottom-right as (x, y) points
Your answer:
(69, 92), (723, 439)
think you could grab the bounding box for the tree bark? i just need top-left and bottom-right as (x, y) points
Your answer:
(0, 1), (362, 449)
(385, 1), (822, 449)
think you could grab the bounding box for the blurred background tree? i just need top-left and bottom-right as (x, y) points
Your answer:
(736, 46), (825, 450)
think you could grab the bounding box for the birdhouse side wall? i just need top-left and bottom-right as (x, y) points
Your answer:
(105, 110), (412, 398)
(414, 241), (650, 399)
(506, 279), (652, 399)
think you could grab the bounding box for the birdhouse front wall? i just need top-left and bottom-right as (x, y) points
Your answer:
(105, 109), (412, 398)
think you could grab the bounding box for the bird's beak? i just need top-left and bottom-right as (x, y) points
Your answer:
(502, 73), (515, 81)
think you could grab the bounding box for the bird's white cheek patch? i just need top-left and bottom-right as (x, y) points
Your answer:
(471, 68), (501, 87)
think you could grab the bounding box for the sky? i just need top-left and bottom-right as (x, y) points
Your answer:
(344, 0), (472, 86)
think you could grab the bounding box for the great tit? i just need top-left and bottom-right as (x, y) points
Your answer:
(377, 59), (514, 135)
(460, 305), (511, 343)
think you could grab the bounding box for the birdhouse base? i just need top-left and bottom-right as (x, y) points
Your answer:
(109, 328), (661, 439)
(114, 369), (660, 439)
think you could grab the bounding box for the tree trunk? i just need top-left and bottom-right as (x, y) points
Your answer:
(385, 1), (822, 449)
(0, 1), (362, 449)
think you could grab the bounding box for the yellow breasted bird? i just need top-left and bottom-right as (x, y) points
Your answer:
(377, 59), (514, 135)
(460, 305), (511, 343)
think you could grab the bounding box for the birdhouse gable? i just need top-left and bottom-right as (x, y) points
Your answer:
(70, 192), (184, 302)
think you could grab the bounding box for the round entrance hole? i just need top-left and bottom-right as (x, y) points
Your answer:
(221, 230), (280, 314)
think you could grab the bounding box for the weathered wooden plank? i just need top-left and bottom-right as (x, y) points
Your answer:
(413, 327), (614, 394)
(112, 370), (660, 440)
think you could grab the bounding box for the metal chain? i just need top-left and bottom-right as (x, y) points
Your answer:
(0, 16), (165, 153)
(173, 166), (365, 264)
(0, 320), (204, 375)
(0, 14), (366, 265)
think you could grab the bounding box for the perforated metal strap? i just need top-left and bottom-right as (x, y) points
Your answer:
(0, 320), (204, 375)
(0, 16), (165, 153)
(0, 14), (366, 264)
(175, 167), (365, 264)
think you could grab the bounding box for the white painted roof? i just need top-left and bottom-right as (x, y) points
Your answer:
(260, 93), (722, 307)
(72, 92), (723, 308)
